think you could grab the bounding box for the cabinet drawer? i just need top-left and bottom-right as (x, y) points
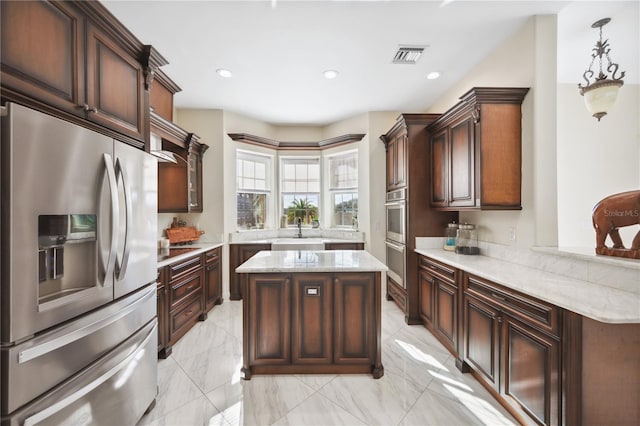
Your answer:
(169, 294), (202, 341)
(169, 271), (202, 309)
(419, 256), (456, 284)
(168, 254), (202, 281)
(205, 247), (221, 264)
(464, 274), (560, 337)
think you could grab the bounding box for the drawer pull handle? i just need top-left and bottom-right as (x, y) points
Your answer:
(491, 292), (507, 302)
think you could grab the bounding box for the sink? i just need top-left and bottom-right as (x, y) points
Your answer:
(271, 238), (325, 251)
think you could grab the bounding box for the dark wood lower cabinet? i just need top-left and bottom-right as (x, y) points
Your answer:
(229, 243), (271, 300)
(502, 315), (560, 425)
(157, 248), (224, 358)
(292, 275), (332, 364)
(418, 256), (459, 357)
(463, 273), (561, 425)
(463, 293), (501, 392)
(418, 254), (639, 426)
(241, 272), (382, 379)
(247, 275), (291, 366)
(324, 242), (364, 250)
(204, 247), (222, 312)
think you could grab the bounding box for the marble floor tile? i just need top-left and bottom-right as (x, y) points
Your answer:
(144, 298), (519, 426)
(271, 392), (366, 426)
(205, 375), (316, 426)
(142, 396), (228, 426)
(399, 388), (486, 426)
(319, 372), (424, 426)
(137, 357), (204, 424)
(178, 340), (245, 394)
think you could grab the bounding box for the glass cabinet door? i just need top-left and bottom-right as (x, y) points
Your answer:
(188, 153), (200, 210)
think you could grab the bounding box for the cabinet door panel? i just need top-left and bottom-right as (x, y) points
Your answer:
(418, 270), (435, 327)
(430, 130), (448, 206)
(449, 118), (474, 207)
(1, 1), (84, 115)
(503, 316), (560, 426)
(292, 275), (332, 364)
(435, 281), (457, 353)
(395, 134), (407, 188)
(204, 258), (222, 311)
(86, 23), (145, 141)
(248, 275), (291, 365)
(334, 274), (374, 364)
(386, 140), (395, 190)
(464, 294), (500, 391)
(230, 244), (271, 300)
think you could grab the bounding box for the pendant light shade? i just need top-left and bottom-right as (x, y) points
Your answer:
(578, 18), (625, 121)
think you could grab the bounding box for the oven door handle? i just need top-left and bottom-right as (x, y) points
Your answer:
(384, 240), (405, 252)
(384, 201), (405, 207)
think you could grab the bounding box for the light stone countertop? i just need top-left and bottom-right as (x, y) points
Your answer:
(228, 237), (365, 245)
(157, 242), (224, 268)
(236, 250), (387, 273)
(415, 248), (640, 324)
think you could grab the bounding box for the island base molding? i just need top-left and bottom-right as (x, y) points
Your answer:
(241, 364), (384, 380)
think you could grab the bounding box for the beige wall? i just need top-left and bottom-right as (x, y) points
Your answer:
(556, 83), (640, 247)
(425, 16), (557, 247)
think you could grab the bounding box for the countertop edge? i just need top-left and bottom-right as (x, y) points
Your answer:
(157, 242), (224, 268)
(236, 250), (388, 273)
(229, 238), (365, 245)
(415, 248), (640, 324)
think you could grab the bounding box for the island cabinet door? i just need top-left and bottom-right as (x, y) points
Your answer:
(247, 274), (291, 366)
(333, 273), (375, 364)
(292, 275), (333, 364)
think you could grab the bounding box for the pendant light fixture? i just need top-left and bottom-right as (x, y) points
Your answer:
(578, 18), (625, 121)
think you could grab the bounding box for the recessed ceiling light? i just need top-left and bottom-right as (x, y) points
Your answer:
(216, 68), (232, 78)
(323, 70), (339, 79)
(427, 71), (441, 80)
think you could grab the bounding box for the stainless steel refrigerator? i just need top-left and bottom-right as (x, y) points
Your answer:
(1, 102), (158, 425)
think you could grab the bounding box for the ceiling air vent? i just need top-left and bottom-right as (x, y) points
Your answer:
(392, 46), (426, 64)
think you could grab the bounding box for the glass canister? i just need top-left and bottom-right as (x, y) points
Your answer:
(455, 223), (480, 255)
(443, 222), (458, 251)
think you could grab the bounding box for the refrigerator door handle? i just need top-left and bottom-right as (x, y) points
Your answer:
(98, 153), (119, 286)
(114, 157), (132, 280)
(22, 322), (157, 426)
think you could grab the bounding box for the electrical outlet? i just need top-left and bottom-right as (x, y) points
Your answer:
(508, 227), (517, 242)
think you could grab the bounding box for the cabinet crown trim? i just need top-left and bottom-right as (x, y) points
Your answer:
(228, 133), (365, 150)
(428, 87), (529, 129)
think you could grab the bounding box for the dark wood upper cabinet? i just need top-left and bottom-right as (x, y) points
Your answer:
(0, 0), (168, 149)
(85, 22), (145, 142)
(149, 69), (181, 122)
(0, 1), (84, 116)
(428, 87), (529, 210)
(384, 131), (407, 191)
(156, 124), (208, 213)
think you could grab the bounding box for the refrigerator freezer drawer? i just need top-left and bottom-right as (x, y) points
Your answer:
(1, 285), (156, 415)
(2, 320), (158, 426)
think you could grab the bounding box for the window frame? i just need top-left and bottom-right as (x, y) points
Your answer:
(236, 150), (273, 230)
(327, 150), (359, 229)
(279, 155), (321, 229)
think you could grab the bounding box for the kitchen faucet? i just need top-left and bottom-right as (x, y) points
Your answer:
(296, 217), (302, 238)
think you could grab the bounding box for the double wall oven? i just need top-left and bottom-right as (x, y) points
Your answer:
(385, 188), (406, 288)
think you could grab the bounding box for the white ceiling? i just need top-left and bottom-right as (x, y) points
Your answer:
(102, 0), (637, 126)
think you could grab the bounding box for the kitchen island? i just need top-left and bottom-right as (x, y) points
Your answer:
(236, 250), (387, 379)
